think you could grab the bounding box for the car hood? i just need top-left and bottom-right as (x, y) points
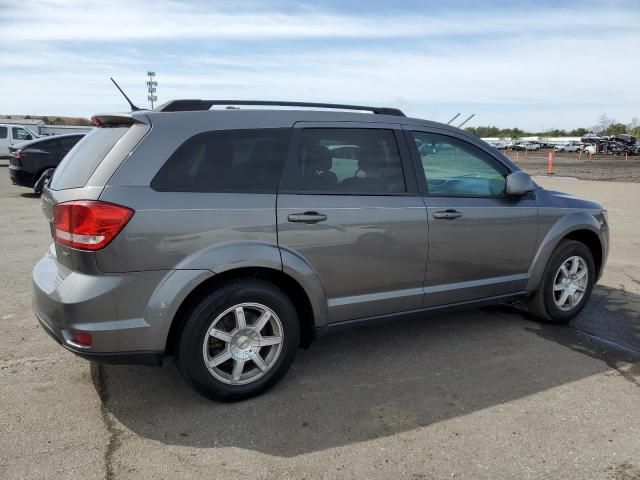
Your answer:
(537, 188), (603, 210)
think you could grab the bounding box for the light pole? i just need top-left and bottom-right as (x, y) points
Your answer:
(146, 71), (158, 109)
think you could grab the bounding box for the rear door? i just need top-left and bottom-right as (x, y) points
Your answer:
(277, 122), (428, 323)
(405, 127), (539, 307)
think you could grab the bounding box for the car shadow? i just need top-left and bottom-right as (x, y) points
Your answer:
(94, 284), (639, 457)
(20, 192), (40, 199)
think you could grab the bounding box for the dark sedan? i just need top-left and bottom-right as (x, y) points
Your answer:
(9, 134), (85, 194)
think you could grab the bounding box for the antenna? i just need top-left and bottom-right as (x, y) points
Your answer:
(110, 77), (141, 112)
(457, 113), (475, 128)
(447, 113), (461, 125)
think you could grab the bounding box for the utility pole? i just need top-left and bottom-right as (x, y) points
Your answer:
(146, 71), (158, 109)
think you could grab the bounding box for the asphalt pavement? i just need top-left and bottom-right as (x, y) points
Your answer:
(0, 171), (638, 480)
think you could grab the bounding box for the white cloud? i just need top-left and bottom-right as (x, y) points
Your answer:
(1, 0), (638, 41)
(0, 0), (638, 129)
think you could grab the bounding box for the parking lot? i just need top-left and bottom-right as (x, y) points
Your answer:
(505, 152), (640, 183)
(0, 170), (639, 479)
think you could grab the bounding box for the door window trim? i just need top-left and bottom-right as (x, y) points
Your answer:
(404, 127), (515, 199)
(278, 122), (419, 196)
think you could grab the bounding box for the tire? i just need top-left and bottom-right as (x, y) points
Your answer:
(176, 279), (300, 401)
(527, 240), (595, 324)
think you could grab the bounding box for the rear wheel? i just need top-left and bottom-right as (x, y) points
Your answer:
(527, 240), (595, 324)
(176, 279), (300, 401)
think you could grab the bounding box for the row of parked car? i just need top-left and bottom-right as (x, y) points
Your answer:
(487, 140), (582, 152)
(488, 137), (639, 155)
(4, 125), (85, 194)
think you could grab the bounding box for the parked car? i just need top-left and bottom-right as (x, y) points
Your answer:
(33, 100), (609, 401)
(8, 133), (85, 194)
(0, 124), (39, 158)
(554, 141), (581, 152)
(487, 140), (510, 150)
(512, 141), (540, 151)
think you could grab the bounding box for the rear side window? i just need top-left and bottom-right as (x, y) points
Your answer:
(50, 127), (128, 190)
(0, 127), (7, 139)
(151, 128), (291, 193)
(280, 128), (406, 194)
(60, 136), (83, 150)
(32, 138), (61, 151)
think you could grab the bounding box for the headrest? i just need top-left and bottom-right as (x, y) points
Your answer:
(306, 145), (332, 172)
(357, 145), (387, 173)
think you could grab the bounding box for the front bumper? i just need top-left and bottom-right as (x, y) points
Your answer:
(32, 246), (170, 365)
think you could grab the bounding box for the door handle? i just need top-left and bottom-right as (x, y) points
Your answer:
(433, 209), (463, 220)
(287, 212), (327, 224)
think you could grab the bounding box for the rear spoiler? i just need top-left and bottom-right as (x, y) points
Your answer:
(90, 112), (149, 127)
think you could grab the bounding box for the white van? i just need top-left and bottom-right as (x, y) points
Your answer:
(0, 124), (39, 158)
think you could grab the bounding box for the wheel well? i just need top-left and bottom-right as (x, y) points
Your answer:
(563, 229), (603, 277)
(164, 267), (316, 355)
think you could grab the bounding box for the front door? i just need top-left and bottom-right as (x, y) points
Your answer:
(277, 123), (428, 323)
(407, 128), (539, 307)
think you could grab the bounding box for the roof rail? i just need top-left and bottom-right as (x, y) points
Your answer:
(154, 100), (405, 116)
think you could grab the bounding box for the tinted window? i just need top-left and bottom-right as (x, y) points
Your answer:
(281, 128), (405, 194)
(412, 132), (507, 197)
(13, 127), (33, 141)
(60, 136), (83, 150)
(151, 128), (291, 193)
(0, 127), (7, 139)
(50, 127), (128, 190)
(30, 138), (61, 151)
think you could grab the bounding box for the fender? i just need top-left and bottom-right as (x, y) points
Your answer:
(280, 246), (330, 328)
(526, 210), (605, 292)
(144, 269), (214, 350)
(175, 240), (282, 272)
(173, 240), (329, 329)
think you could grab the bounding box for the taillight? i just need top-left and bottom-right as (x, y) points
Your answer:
(53, 200), (134, 251)
(13, 150), (27, 159)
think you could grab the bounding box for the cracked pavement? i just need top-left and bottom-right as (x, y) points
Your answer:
(0, 171), (639, 479)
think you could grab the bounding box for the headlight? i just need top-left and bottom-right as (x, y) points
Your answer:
(601, 210), (608, 225)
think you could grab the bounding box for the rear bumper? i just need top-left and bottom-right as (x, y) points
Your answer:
(35, 312), (163, 365)
(32, 247), (172, 362)
(8, 165), (35, 187)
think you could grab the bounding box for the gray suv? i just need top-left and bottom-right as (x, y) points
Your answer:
(33, 100), (609, 401)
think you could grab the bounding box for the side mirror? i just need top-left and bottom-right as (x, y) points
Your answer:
(505, 171), (535, 196)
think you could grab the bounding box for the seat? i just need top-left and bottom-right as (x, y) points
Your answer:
(303, 145), (337, 188)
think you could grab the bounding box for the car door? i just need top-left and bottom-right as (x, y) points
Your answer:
(405, 127), (539, 307)
(11, 127), (34, 146)
(0, 126), (8, 156)
(277, 122), (428, 323)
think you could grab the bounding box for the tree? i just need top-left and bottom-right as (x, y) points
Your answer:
(594, 114), (614, 134)
(569, 128), (588, 136)
(24, 115), (32, 119)
(605, 123), (627, 135)
(628, 117), (640, 137)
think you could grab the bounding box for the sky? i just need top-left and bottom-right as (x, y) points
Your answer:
(0, 0), (638, 130)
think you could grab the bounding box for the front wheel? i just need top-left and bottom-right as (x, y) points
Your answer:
(176, 279), (300, 401)
(527, 240), (595, 324)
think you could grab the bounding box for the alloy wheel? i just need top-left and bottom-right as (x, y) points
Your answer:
(202, 302), (284, 385)
(552, 256), (588, 311)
